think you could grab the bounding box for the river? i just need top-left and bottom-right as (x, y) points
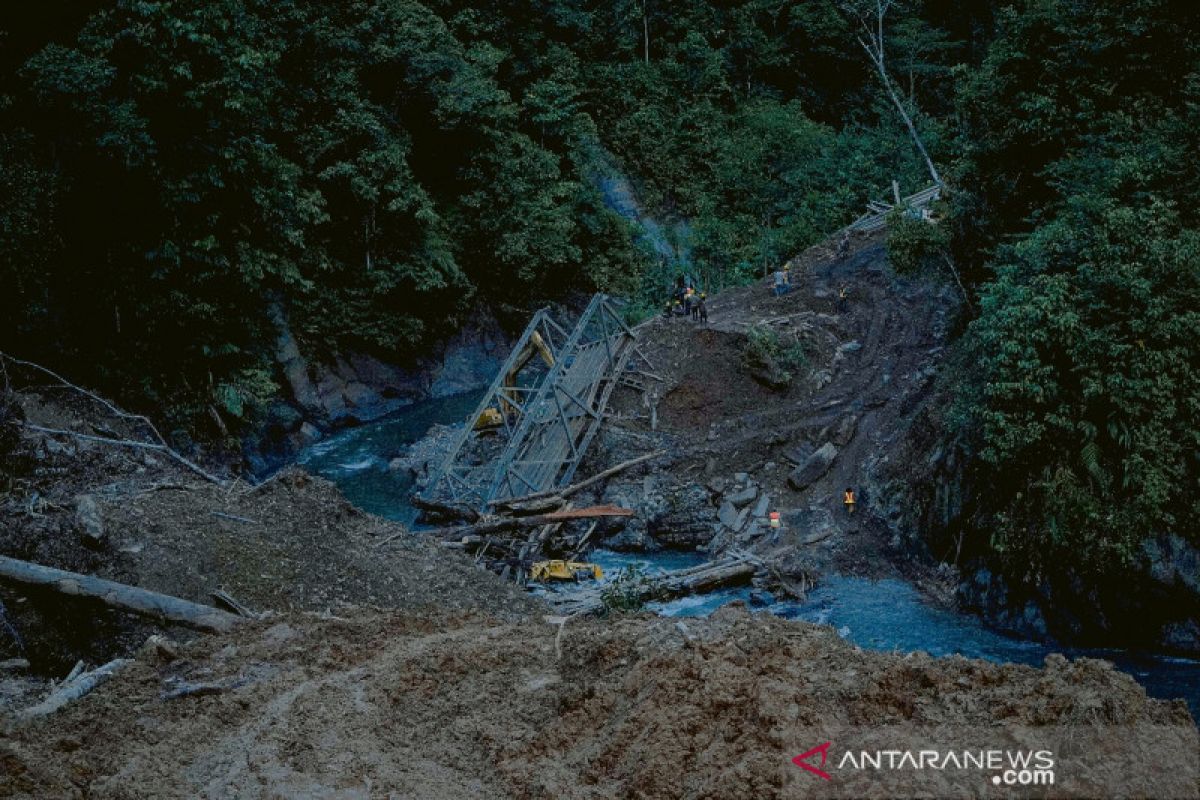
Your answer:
(299, 394), (1200, 718)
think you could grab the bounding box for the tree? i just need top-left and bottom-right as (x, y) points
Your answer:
(839, 0), (941, 185)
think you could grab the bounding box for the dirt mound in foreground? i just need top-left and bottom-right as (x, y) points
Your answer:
(3, 606), (1193, 799)
(0, 389), (542, 674)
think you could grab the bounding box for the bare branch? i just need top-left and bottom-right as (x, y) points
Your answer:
(3, 352), (229, 487)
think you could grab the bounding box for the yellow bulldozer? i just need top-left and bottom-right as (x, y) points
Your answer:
(530, 560), (604, 582)
(474, 330), (555, 430)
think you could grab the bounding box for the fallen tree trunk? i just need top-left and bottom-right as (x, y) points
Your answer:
(553, 558), (757, 616)
(408, 504), (634, 545)
(490, 451), (665, 513)
(0, 556), (243, 633)
(410, 494), (480, 523)
(18, 658), (132, 719)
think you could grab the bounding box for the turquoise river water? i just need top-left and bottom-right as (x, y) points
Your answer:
(298, 392), (1200, 718)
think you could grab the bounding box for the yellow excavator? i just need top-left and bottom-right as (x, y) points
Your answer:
(530, 560), (604, 582)
(474, 330), (555, 430)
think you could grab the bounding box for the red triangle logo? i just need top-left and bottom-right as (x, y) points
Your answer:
(792, 741), (833, 781)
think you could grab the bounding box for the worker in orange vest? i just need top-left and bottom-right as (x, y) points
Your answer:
(843, 487), (856, 515)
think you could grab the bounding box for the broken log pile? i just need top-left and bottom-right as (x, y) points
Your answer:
(404, 504), (634, 584)
(549, 557), (758, 616)
(402, 451), (664, 583)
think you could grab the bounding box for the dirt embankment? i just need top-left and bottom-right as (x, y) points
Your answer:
(0, 389), (541, 677)
(596, 230), (960, 594)
(3, 606), (1195, 799)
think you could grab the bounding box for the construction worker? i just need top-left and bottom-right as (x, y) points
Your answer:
(837, 231), (851, 261)
(837, 284), (849, 313)
(683, 286), (696, 317)
(696, 292), (708, 324)
(773, 264), (791, 296)
(843, 487), (856, 515)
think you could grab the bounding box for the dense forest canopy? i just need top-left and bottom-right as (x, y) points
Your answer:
(1, 0), (959, 433)
(2, 1), (1198, 595)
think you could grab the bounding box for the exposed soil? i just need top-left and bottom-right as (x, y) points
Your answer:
(2, 606), (1194, 799)
(0, 390), (541, 675)
(602, 230), (960, 589)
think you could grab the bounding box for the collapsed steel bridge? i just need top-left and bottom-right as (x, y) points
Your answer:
(420, 294), (638, 513)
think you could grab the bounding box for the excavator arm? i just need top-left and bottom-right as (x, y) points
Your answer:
(475, 331), (555, 430)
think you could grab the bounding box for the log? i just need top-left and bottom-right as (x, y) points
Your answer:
(568, 521), (600, 560)
(2, 352), (228, 486)
(211, 589), (258, 619)
(410, 494), (480, 523)
(419, 505), (634, 543)
(18, 658), (132, 719)
(0, 556), (244, 633)
(490, 450), (665, 511)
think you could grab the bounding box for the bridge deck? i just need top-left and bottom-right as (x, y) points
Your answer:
(422, 295), (636, 512)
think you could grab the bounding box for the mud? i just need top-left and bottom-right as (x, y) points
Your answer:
(599, 230), (960, 589)
(0, 391), (541, 674)
(2, 606), (1194, 798)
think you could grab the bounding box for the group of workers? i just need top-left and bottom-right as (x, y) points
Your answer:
(773, 261), (851, 311)
(772, 231), (854, 310)
(664, 280), (708, 323)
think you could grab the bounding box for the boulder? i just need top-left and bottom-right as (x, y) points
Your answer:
(647, 483), (718, 549)
(718, 500), (739, 529)
(1162, 620), (1200, 652)
(831, 415), (858, 447)
(751, 493), (770, 518)
(784, 507), (836, 541)
(297, 422), (322, 446)
(726, 484), (758, 509)
(75, 494), (105, 546)
(1143, 533), (1200, 596)
(787, 442), (837, 490)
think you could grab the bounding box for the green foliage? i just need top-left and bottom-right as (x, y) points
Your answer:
(955, 202), (1200, 574)
(600, 565), (658, 614)
(886, 214), (948, 274)
(743, 325), (808, 389)
(0, 0), (964, 442)
(946, 0), (1200, 584)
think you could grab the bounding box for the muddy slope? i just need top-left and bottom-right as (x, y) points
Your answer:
(2, 606), (1194, 799)
(0, 391), (541, 674)
(594, 230), (960, 589)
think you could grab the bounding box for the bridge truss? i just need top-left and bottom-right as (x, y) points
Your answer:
(420, 294), (639, 513)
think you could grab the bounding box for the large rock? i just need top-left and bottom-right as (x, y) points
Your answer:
(268, 302), (509, 428)
(75, 494), (105, 546)
(788, 442), (838, 490)
(831, 415), (858, 447)
(725, 484), (758, 509)
(1143, 533), (1200, 596)
(783, 507), (836, 541)
(647, 483), (718, 549)
(751, 493), (770, 518)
